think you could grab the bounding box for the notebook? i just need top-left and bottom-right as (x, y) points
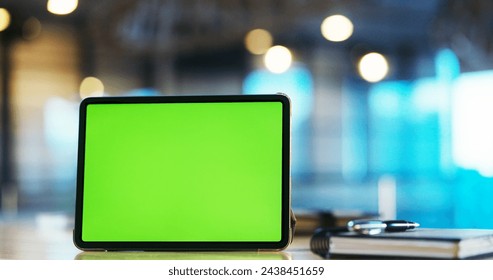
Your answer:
(326, 229), (493, 259)
(73, 94), (292, 251)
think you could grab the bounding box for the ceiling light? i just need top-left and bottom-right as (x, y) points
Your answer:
(244, 29), (273, 55)
(47, 0), (78, 15)
(80, 77), (104, 99)
(358, 52), (389, 83)
(0, 8), (11, 32)
(264, 45), (293, 74)
(321, 14), (354, 42)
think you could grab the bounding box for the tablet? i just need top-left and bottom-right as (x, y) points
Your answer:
(74, 94), (292, 250)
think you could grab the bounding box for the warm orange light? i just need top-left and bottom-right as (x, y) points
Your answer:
(244, 29), (273, 55)
(80, 77), (104, 99)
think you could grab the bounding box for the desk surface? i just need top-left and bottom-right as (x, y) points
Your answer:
(0, 215), (322, 260)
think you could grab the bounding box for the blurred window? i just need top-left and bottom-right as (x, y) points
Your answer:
(243, 65), (313, 178)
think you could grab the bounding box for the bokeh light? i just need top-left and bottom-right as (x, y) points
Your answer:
(358, 52), (389, 82)
(244, 28), (273, 55)
(23, 17), (42, 40)
(80, 77), (104, 99)
(264, 45), (292, 74)
(0, 8), (11, 32)
(47, 0), (78, 15)
(321, 14), (354, 42)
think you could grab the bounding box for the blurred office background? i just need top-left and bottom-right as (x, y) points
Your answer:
(0, 0), (493, 229)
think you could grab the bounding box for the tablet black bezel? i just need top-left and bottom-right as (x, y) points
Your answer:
(74, 94), (291, 251)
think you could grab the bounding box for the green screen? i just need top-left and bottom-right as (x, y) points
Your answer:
(82, 101), (283, 242)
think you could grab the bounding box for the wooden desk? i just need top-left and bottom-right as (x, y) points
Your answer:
(0, 215), (322, 260)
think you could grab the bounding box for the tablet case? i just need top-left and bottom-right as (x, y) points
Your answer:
(74, 94), (293, 250)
